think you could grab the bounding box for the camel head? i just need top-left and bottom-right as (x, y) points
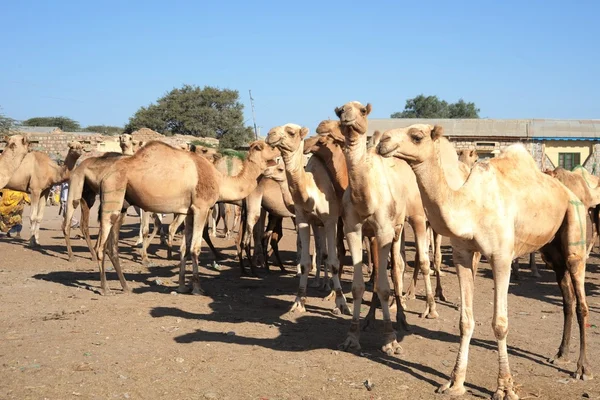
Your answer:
(67, 141), (86, 157)
(3, 135), (30, 154)
(377, 124), (444, 164)
(265, 124), (309, 153)
(262, 156), (286, 182)
(246, 140), (281, 171)
(458, 148), (479, 168)
(334, 101), (372, 142)
(544, 168), (558, 178)
(193, 145), (221, 164)
(132, 140), (145, 153)
(119, 134), (135, 154)
(315, 120), (345, 142)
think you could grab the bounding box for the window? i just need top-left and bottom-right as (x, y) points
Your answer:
(558, 152), (581, 171)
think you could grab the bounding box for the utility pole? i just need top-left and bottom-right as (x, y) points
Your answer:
(249, 90), (258, 140)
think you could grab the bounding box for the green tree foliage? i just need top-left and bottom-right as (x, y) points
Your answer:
(125, 85), (254, 149)
(23, 116), (81, 131)
(83, 125), (123, 135)
(0, 107), (17, 133)
(391, 95), (480, 119)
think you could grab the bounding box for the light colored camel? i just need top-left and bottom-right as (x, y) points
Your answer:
(457, 148), (478, 168)
(0, 135), (30, 188)
(5, 140), (85, 246)
(334, 102), (438, 357)
(212, 153), (243, 238)
(377, 124), (591, 398)
(266, 124), (349, 315)
(93, 140), (279, 296)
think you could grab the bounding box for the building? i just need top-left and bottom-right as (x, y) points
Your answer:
(368, 119), (600, 173)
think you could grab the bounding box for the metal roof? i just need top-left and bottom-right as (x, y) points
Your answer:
(368, 118), (600, 140)
(11, 126), (61, 134)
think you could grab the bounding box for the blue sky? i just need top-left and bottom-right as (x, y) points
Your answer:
(1, 0), (598, 135)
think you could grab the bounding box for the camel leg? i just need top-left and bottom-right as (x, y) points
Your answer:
(223, 203), (232, 239)
(236, 202), (250, 275)
(261, 215), (275, 272)
(339, 213), (365, 352)
(135, 210), (146, 246)
(336, 217), (346, 274)
(208, 206), (218, 237)
(252, 208), (267, 272)
(268, 217), (286, 272)
(433, 230), (446, 300)
(323, 220), (349, 315)
(290, 214), (311, 313)
(364, 236), (373, 284)
(411, 218), (437, 319)
(178, 214), (193, 293)
(80, 196), (98, 261)
(27, 190), (43, 247)
(203, 225), (223, 260)
(106, 211), (130, 293)
(438, 246), (476, 397)
(373, 230), (402, 355)
(94, 188), (126, 296)
(140, 212), (162, 265)
(363, 236), (380, 331)
(167, 214), (186, 260)
(389, 227), (410, 331)
(232, 205), (241, 235)
(310, 225), (326, 289)
(295, 230), (302, 276)
(189, 206), (209, 295)
(529, 252), (541, 278)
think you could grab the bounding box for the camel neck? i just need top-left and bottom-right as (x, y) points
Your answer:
(281, 144), (311, 205)
(312, 144), (348, 198)
(411, 153), (460, 237)
(0, 148), (28, 188)
(273, 178), (295, 213)
(56, 151), (81, 183)
(343, 133), (375, 208)
(219, 158), (263, 203)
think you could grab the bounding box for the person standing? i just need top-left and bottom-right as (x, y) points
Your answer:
(0, 189), (31, 239)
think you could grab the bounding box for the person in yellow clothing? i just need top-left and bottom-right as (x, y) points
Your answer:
(0, 189), (31, 238)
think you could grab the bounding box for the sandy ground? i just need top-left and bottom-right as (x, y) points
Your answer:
(0, 204), (599, 400)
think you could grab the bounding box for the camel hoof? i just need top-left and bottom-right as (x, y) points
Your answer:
(532, 272), (542, 279)
(338, 334), (361, 352)
(321, 282), (332, 293)
(574, 364), (594, 381)
(437, 381), (466, 396)
(436, 291), (447, 302)
(28, 238), (40, 248)
(309, 279), (321, 288)
(434, 270), (446, 277)
(549, 354), (571, 365)
(381, 340), (402, 356)
(99, 288), (113, 296)
(178, 285), (191, 294)
(492, 389), (519, 400)
(122, 286), (132, 294)
(289, 299), (306, 313)
(423, 309), (439, 319)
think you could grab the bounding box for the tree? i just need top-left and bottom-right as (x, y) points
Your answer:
(125, 85), (254, 149)
(23, 116), (81, 131)
(0, 107), (17, 133)
(84, 125), (123, 135)
(391, 95), (480, 119)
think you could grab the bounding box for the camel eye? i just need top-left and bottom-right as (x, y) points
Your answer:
(360, 108), (367, 115)
(412, 135), (423, 144)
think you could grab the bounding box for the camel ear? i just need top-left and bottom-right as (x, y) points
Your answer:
(469, 149), (476, 157)
(364, 103), (372, 116)
(300, 127), (309, 139)
(431, 125), (444, 140)
(334, 106), (343, 118)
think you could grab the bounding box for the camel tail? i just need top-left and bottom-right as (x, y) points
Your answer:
(97, 190), (103, 223)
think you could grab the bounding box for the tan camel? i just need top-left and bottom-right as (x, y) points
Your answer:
(266, 124), (349, 315)
(5, 140), (85, 246)
(378, 124), (591, 398)
(333, 102), (438, 357)
(94, 140), (279, 296)
(0, 135), (30, 188)
(457, 148), (478, 168)
(237, 160), (298, 275)
(212, 152), (244, 238)
(546, 167), (600, 257)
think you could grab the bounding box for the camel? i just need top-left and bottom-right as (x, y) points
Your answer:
(457, 148), (478, 168)
(0, 135), (30, 188)
(93, 140), (279, 296)
(211, 152), (244, 238)
(546, 166), (600, 257)
(311, 120), (447, 312)
(333, 102), (438, 357)
(266, 124), (349, 315)
(377, 124), (591, 398)
(4, 140), (85, 246)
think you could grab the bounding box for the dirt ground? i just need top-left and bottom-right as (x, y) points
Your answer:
(0, 204), (599, 400)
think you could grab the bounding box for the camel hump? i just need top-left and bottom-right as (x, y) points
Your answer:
(493, 144), (538, 170)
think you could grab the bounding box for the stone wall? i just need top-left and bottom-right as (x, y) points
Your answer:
(0, 128), (220, 160)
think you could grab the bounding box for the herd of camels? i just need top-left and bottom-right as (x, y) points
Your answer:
(1, 100), (596, 399)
